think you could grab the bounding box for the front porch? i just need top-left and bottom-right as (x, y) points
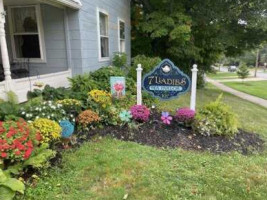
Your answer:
(0, 0), (81, 102)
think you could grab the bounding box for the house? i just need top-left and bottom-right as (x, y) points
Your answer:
(0, 0), (131, 102)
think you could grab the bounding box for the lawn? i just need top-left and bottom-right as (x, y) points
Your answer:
(223, 81), (267, 100)
(207, 72), (238, 80)
(19, 84), (267, 200)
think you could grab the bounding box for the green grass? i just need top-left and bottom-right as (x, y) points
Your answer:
(208, 72), (238, 80)
(19, 84), (267, 200)
(223, 81), (267, 100)
(21, 138), (267, 200)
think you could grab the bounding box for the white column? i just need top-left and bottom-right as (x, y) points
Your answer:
(136, 64), (143, 105)
(0, 0), (12, 90)
(190, 64), (198, 111)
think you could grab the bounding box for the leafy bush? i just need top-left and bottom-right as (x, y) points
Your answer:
(31, 118), (62, 144)
(0, 119), (41, 162)
(56, 99), (82, 116)
(129, 55), (161, 80)
(70, 66), (137, 96)
(27, 85), (71, 101)
(112, 52), (128, 69)
(0, 169), (25, 200)
(20, 101), (75, 123)
(176, 108), (195, 126)
(77, 110), (100, 128)
(130, 105), (150, 122)
(237, 63), (250, 80)
(193, 95), (239, 136)
(88, 90), (112, 108)
(0, 92), (20, 121)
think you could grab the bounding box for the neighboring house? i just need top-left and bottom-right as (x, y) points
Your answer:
(0, 0), (131, 102)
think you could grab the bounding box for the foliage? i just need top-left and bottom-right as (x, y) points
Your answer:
(68, 74), (98, 94)
(176, 108), (195, 126)
(31, 118), (62, 144)
(27, 85), (71, 101)
(119, 110), (132, 122)
(0, 92), (19, 121)
(237, 63), (250, 80)
(112, 52), (128, 69)
(22, 143), (56, 169)
(131, 0), (267, 73)
(56, 99), (82, 116)
(130, 105), (150, 122)
(0, 169), (25, 200)
(20, 101), (75, 123)
(193, 94), (239, 136)
(129, 55), (161, 80)
(77, 110), (101, 128)
(0, 119), (41, 162)
(88, 90), (112, 108)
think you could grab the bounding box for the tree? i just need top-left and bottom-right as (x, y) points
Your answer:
(131, 0), (267, 74)
(237, 63), (250, 82)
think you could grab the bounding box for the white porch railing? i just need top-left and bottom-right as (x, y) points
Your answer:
(0, 70), (71, 102)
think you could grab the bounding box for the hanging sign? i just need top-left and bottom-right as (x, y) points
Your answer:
(142, 59), (191, 100)
(110, 76), (126, 99)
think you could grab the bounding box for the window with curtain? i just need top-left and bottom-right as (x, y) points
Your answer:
(119, 20), (125, 53)
(9, 6), (45, 62)
(99, 12), (109, 59)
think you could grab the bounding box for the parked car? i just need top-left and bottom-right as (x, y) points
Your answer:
(228, 65), (237, 72)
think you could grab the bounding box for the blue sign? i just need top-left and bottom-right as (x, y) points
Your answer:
(142, 59), (191, 100)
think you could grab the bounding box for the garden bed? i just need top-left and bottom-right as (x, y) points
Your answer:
(85, 112), (264, 155)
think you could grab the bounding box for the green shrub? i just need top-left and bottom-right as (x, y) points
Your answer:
(193, 94), (239, 136)
(129, 55), (161, 80)
(27, 85), (71, 101)
(0, 91), (19, 121)
(112, 52), (128, 69)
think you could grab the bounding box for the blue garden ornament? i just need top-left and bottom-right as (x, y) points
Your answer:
(60, 120), (74, 139)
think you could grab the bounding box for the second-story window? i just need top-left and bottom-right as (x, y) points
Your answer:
(99, 12), (109, 59)
(119, 20), (125, 52)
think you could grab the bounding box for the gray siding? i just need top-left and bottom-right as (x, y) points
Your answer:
(75, 0), (131, 73)
(4, 4), (69, 76)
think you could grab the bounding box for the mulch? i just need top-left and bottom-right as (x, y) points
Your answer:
(86, 112), (265, 155)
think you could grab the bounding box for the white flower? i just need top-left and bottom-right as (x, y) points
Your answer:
(72, 119), (75, 122)
(51, 106), (56, 109)
(35, 116), (39, 119)
(26, 114), (30, 118)
(47, 116), (50, 119)
(70, 114), (73, 117)
(22, 112), (25, 115)
(51, 114), (54, 117)
(42, 113), (45, 116)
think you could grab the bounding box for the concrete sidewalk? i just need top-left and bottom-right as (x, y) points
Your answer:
(207, 79), (267, 109)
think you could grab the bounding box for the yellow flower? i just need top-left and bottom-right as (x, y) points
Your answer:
(31, 118), (62, 143)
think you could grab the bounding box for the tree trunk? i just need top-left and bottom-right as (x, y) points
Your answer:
(254, 49), (260, 77)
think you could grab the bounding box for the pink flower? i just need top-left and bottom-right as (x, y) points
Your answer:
(130, 105), (150, 122)
(113, 82), (124, 92)
(161, 112), (173, 125)
(176, 108), (195, 123)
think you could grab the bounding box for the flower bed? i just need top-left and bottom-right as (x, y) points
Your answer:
(0, 65), (265, 200)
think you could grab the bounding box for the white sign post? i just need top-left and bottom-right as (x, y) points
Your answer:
(136, 64), (143, 105)
(190, 64), (198, 111)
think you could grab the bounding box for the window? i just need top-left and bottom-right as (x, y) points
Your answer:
(98, 11), (109, 60)
(119, 20), (125, 53)
(8, 5), (46, 62)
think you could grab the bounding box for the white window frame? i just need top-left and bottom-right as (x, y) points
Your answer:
(97, 8), (110, 62)
(118, 18), (126, 53)
(8, 4), (46, 63)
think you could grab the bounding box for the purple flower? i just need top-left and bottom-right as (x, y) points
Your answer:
(130, 105), (150, 122)
(161, 112), (173, 125)
(176, 108), (195, 124)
